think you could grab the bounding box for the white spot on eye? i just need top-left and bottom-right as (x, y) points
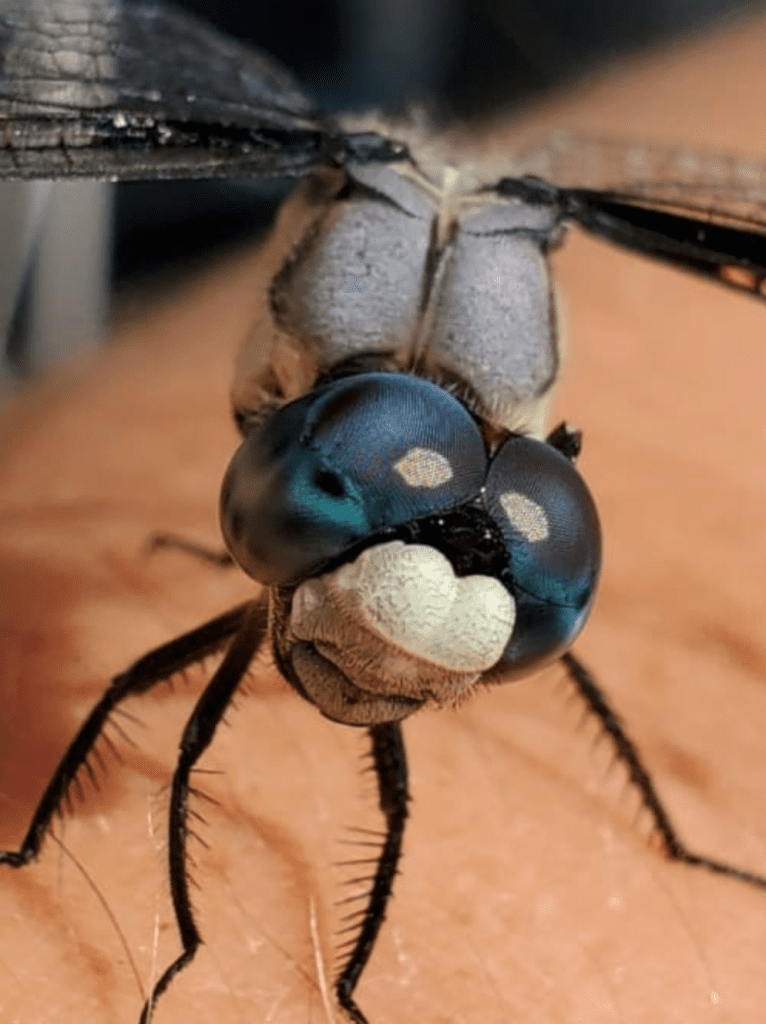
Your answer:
(499, 492), (549, 542)
(393, 447), (453, 488)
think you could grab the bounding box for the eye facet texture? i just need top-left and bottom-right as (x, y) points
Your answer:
(486, 434), (601, 674)
(220, 373), (487, 585)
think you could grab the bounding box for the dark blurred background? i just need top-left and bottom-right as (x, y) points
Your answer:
(173, 0), (759, 113)
(109, 0), (765, 288)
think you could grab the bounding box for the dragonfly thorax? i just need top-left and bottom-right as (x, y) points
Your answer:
(232, 158), (563, 437)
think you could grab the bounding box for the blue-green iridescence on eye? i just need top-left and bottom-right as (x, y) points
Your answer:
(220, 373), (488, 586)
(485, 434), (602, 675)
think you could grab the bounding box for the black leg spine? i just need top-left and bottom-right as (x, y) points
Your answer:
(139, 601), (268, 1024)
(336, 722), (410, 1024)
(562, 651), (766, 889)
(0, 602), (254, 868)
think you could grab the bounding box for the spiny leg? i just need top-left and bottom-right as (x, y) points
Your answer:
(336, 722), (410, 1024)
(0, 601), (254, 869)
(139, 601), (268, 1024)
(562, 651), (766, 889)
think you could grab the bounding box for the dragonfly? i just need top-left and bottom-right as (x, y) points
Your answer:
(2, 1), (766, 1021)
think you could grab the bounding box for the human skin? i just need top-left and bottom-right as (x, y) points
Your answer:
(2, 13), (766, 1024)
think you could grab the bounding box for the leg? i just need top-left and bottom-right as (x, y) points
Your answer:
(335, 722), (410, 1024)
(0, 602), (254, 868)
(148, 532), (235, 568)
(139, 601), (269, 1024)
(562, 651), (766, 889)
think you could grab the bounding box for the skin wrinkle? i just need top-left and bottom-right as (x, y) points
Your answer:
(2, 12), (766, 1024)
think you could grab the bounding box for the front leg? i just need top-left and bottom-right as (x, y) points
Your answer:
(138, 601), (268, 1024)
(562, 652), (766, 891)
(0, 602), (254, 870)
(335, 722), (410, 1024)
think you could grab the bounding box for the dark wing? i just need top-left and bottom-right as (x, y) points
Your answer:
(513, 132), (766, 298)
(0, 0), (406, 182)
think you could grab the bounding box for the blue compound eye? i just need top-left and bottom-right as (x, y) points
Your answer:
(220, 373), (487, 585)
(485, 435), (602, 675)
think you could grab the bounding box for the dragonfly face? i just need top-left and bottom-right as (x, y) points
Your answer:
(222, 369), (600, 724)
(3, 3), (766, 1023)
